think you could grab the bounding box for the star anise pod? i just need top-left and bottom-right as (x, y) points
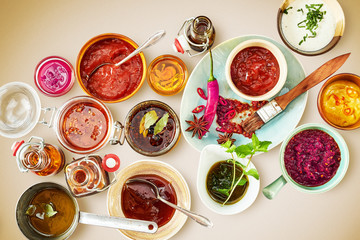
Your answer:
(185, 114), (209, 139)
(217, 132), (236, 145)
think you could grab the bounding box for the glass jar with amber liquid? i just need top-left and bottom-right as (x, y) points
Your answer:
(64, 154), (119, 197)
(12, 136), (65, 176)
(173, 15), (216, 57)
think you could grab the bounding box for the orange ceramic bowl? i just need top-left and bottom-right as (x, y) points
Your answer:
(317, 73), (360, 130)
(76, 33), (147, 103)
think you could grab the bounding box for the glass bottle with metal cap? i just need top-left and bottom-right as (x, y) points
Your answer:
(173, 16), (215, 57)
(64, 154), (120, 197)
(12, 136), (65, 176)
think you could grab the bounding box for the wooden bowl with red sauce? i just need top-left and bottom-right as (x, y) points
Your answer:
(225, 39), (287, 101)
(76, 33), (146, 103)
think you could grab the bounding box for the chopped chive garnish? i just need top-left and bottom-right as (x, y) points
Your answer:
(283, 6), (293, 14)
(297, 3), (326, 45)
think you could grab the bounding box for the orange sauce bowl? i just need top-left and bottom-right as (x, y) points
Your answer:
(317, 73), (360, 130)
(147, 55), (188, 96)
(76, 33), (147, 103)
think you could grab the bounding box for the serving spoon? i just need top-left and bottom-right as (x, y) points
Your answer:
(86, 30), (166, 80)
(126, 178), (213, 228)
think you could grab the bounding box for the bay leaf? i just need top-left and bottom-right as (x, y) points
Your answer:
(154, 113), (169, 135)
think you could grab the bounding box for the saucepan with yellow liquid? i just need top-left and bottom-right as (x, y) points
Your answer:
(16, 182), (157, 240)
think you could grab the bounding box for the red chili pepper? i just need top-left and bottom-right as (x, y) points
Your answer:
(202, 49), (219, 137)
(197, 88), (207, 100)
(192, 105), (205, 113)
(224, 110), (236, 119)
(219, 96), (227, 106)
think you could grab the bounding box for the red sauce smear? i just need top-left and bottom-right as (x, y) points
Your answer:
(216, 96), (267, 138)
(80, 38), (143, 101)
(62, 102), (108, 151)
(230, 46), (280, 96)
(284, 129), (341, 187)
(121, 174), (177, 227)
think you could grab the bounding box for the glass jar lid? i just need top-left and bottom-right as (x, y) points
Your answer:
(34, 56), (75, 97)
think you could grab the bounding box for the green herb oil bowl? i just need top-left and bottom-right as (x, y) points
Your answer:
(197, 144), (260, 215)
(263, 123), (349, 199)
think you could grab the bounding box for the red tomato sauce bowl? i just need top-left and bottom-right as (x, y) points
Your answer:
(76, 33), (147, 103)
(225, 38), (287, 101)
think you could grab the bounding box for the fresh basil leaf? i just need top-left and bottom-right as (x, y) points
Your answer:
(257, 141), (272, 152)
(221, 140), (233, 150)
(45, 203), (57, 218)
(235, 145), (253, 158)
(251, 134), (260, 149)
(225, 144), (236, 153)
(154, 113), (169, 135)
(245, 168), (260, 180)
(237, 177), (247, 186)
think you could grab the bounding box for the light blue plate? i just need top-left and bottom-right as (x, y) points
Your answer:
(180, 35), (308, 152)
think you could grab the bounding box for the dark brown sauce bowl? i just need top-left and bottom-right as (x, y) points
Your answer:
(124, 100), (181, 157)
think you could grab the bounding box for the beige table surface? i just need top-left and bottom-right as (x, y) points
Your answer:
(1, 0), (360, 239)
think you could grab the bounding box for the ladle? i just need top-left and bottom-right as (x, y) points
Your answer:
(86, 30), (166, 80)
(126, 178), (213, 228)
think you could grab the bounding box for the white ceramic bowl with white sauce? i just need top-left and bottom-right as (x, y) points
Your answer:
(277, 0), (345, 56)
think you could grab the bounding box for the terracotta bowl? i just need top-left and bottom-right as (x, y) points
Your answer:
(317, 73), (360, 130)
(76, 33), (146, 103)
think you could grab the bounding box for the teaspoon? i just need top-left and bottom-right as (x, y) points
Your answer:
(86, 30), (166, 80)
(126, 178), (213, 228)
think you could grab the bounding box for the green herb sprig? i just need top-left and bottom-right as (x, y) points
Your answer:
(297, 4), (326, 45)
(219, 134), (271, 205)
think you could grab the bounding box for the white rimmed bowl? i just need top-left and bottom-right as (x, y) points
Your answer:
(197, 144), (260, 215)
(107, 160), (191, 240)
(225, 39), (287, 101)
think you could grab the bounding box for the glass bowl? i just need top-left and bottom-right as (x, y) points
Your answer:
(0, 82), (41, 138)
(54, 96), (114, 154)
(76, 33), (147, 103)
(124, 100), (181, 156)
(147, 55), (188, 96)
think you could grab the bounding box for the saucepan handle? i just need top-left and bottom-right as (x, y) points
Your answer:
(79, 212), (158, 234)
(262, 175), (287, 200)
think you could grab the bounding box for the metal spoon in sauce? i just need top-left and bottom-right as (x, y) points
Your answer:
(86, 30), (166, 80)
(126, 178), (213, 228)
